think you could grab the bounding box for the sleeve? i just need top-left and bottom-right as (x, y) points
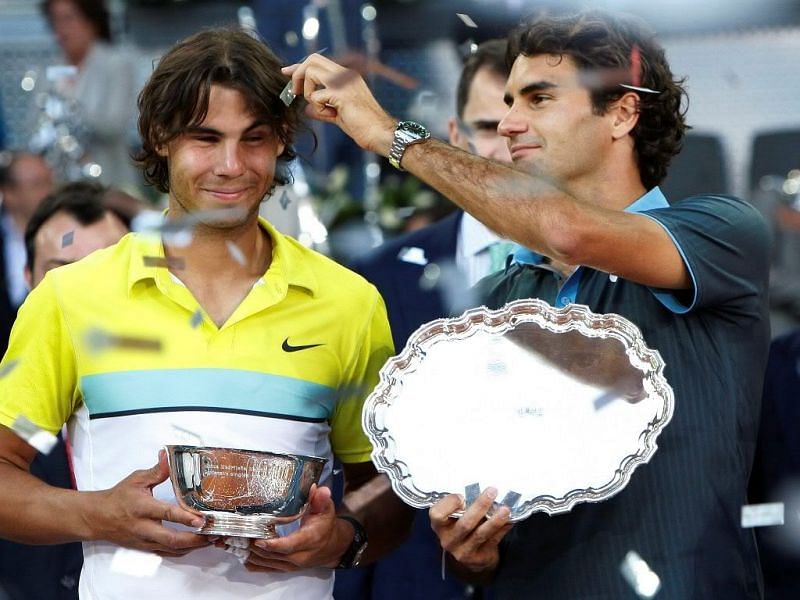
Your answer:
(0, 275), (80, 434)
(642, 195), (772, 314)
(329, 289), (394, 464)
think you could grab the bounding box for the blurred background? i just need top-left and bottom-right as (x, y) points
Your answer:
(1, 0), (800, 333)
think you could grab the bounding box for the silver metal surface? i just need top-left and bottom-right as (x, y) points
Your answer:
(165, 445), (326, 538)
(363, 299), (674, 521)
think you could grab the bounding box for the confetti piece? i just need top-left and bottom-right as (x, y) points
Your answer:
(620, 550), (661, 598)
(464, 483), (481, 508)
(143, 256), (186, 270)
(500, 491), (521, 510)
(0, 359), (19, 379)
(109, 548), (162, 578)
(84, 328), (163, 353)
(279, 81), (296, 106)
(189, 309), (204, 329)
(11, 415), (59, 455)
(225, 241), (247, 266)
(398, 246), (428, 266)
(456, 13), (478, 28)
(61, 231), (74, 248)
(630, 45), (641, 88)
(593, 390), (619, 410)
(741, 502), (785, 528)
(279, 190), (291, 210)
(619, 84), (661, 95)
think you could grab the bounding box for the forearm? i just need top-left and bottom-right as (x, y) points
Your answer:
(0, 461), (96, 544)
(392, 138), (581, 263)
(339, 473), (413, 564)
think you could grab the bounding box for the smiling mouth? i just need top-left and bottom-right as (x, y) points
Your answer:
(510, 145), (542, 159)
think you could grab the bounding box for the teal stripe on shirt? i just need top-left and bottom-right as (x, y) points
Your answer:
(81, 369), (337, 422)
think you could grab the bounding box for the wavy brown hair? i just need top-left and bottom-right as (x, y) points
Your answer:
(507, 10), (689, 189)
(135, 29), (303, 193)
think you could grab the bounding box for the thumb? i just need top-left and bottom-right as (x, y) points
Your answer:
(306, 484), (334, 516)
(140, 448), (171, 490)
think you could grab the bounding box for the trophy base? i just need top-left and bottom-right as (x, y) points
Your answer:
(198, 514), (279, 539)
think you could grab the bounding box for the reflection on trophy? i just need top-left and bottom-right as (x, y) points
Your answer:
(165, 445), (326, 539)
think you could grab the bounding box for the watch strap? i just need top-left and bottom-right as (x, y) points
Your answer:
(336, 515), (368, 569)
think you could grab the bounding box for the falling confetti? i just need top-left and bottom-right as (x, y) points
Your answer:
(0, 359), (19, 379)
(279, 190), (291, 209)
(630, 45), (641, 88)
(189, 309), (204, 329)
(143, 256), (186, 270)
(279, 81), (296, 107)
(741, 502), (785, 528)
(225, 241), (247, 266)
(464, 482), (481, 508)
(398, 246), (428, 266)
(84, 328), (163, 353)
(61, 231), (74, 248)
(109, 548), (162, 578)
(620, 550), (661, 598)
(11, 415), (59, 455)
(456, 13), (478, 28)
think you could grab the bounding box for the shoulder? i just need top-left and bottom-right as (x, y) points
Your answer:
(278, 233), (381, 309)
(46, 234), (133, 294)
(352, 211), (462, 273)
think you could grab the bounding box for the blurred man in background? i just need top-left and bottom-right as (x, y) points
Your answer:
(0, 151), (55, 354)
(0, 180), (131, 600)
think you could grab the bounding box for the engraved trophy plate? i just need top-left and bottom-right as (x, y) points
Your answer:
(166, 445), (326, 538)
(363, 299), (674, 521)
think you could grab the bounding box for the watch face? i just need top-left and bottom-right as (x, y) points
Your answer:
(399, 121), (430, 139)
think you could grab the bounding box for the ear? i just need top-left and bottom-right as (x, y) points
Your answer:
(610, 92), (640, 140)
(448, 117), (467, 150)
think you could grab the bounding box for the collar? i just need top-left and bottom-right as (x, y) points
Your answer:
(512, 186), (668, 265)
(459, 211), (504, 256)
(127, 216), (318, 296)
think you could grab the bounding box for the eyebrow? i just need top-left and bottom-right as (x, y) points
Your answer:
(504, 80), (559, 106)
(183, 122), (269, 136)
(468, 119), (501, 131)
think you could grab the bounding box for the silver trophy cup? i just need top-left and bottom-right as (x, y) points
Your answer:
(165, 445), (327, 539)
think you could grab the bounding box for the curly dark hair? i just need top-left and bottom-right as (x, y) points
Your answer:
(135, 28), (303, 194)
(507, 10), (689, 189)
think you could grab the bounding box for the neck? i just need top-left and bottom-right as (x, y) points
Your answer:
(163, 212), (271, 284)
(562, 153), (647, 211)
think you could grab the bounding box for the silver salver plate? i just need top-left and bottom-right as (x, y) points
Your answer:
(363, 299), (674, 521)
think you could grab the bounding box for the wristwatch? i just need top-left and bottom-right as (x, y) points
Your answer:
(388, 121), (431, 171)
(336, 515), (368, 569)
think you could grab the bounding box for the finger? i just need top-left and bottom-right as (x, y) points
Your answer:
(138, 521), (210, 551)
(304, 102), (337, 123)
(245, 553), (300, 572)
(446, 488), (498, 547)
(150, 499), (206, 529)
(460, 506), (511, 555)
(429, 493), (466, 525)
(307, 484), (333, 515)
(131, 450), (170, 488)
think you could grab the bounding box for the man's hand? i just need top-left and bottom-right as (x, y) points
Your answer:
(87, 450), (211, 556)
(281, 54), (397, 156)
(429, 487), (513, 576)
(241, 484), (352, 572)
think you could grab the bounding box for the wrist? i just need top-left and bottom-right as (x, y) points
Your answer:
(335, 514), (368, 569)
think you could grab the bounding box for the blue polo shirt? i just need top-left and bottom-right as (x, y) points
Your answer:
(476, 188), (771, 599)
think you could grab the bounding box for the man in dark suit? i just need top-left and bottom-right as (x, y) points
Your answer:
(0, 152), (54, 355)
(335, 39), (512, 599)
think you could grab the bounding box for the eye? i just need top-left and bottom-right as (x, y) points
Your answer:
(531, 94), (552, 106)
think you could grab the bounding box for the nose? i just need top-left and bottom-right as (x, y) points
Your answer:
(213, 141), (245, 178)
(498, 105), (527, 139)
